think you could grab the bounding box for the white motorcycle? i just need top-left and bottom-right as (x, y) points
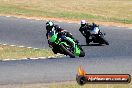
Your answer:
(86, 26), (109, 45)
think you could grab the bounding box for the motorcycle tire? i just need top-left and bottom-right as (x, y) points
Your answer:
(104, 40), (109, 45)
(99, 37), (109, 45)
(79, 50), (85, 57)
(102, 38), (109, 45)
(86, 38), (91, 45)
(52, 48), (58, 54)
(60, 44), (75, 58)
(78, 46), (85, 57)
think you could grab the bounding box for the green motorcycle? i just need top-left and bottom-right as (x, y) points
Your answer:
(48, 31), (85, 58)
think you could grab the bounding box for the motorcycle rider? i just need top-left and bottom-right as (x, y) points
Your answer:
(46, 21), (78, 54)
(79, 20), (98, 44)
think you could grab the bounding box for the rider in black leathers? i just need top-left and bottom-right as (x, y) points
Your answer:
(79, 20), (98, 44)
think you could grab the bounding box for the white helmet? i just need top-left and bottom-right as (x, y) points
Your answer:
(81, 20), (86, 24)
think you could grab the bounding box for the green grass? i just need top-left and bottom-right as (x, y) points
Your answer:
(0, 82), (131, 88)
(0, 0), (132, 24)
(49, 82), (132, 88)
(0, 44), (54, 60)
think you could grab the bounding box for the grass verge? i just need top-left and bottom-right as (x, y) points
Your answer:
(0, 0), (132, 24)
(0, 81), (131, 88)
(0, 44), (54, 60)
(49, 82), (132, 88)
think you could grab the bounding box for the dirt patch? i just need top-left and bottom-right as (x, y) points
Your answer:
(0, 47), (4, 50)
(0, 14), (132, 28)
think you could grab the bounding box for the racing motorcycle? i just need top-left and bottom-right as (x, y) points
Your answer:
(48, 31), (85, 58)
(86, 26), (109, 45)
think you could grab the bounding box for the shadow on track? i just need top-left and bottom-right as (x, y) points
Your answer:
(80, 44), (102, 46)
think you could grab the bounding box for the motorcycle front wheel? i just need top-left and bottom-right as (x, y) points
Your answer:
(99, 37), (109, 45)
(60, 44), (75, 58)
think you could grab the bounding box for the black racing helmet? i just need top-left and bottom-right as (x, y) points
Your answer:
(46, 21), (54, 31)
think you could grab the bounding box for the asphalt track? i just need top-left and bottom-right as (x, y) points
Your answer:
(0, 16), (132, 84)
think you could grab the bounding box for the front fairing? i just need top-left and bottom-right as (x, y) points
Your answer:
(90, 27), (100, 34)
(65, 37), (81, 56)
